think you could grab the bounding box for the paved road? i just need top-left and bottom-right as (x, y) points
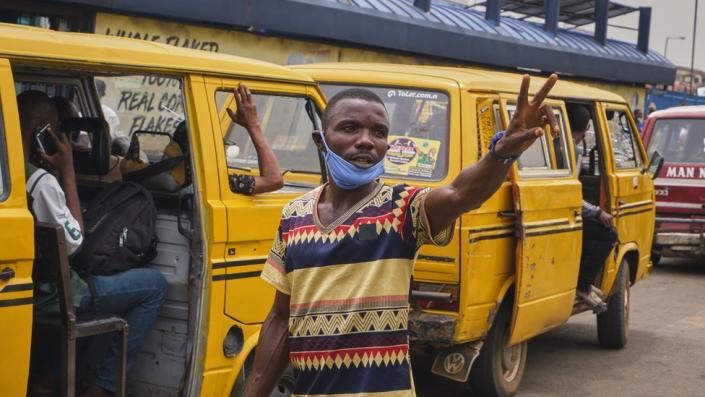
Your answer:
(414, 258), (705, 397)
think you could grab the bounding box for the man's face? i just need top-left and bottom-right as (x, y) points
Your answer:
(316, 98), (390, 169)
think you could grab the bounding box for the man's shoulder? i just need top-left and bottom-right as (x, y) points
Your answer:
(27, 166), (62, 196)
(387, 182), (428, 198)
(280, 185), (323, 220)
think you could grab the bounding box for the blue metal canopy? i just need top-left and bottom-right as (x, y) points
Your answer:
(47, 0), (676, 84)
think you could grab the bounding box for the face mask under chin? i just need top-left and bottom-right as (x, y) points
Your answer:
(318, 131), (385, 190)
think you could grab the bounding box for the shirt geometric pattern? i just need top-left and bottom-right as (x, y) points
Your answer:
(261, 182), (454, 397)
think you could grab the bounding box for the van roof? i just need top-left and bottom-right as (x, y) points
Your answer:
(293, 63), (626, 103)
(648, 105), (705, 119)
(0, 23), (315, 84)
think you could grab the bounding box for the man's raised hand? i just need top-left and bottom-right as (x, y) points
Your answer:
(494, 74), (560, 158)
(227, 82), (260, 131)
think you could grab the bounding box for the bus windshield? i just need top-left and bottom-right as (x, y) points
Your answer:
(647, 118), (705, 164)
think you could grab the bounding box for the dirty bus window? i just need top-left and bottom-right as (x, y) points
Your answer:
(647, 119), (705, 164)
(215, 90), (320, 174)
(321, 84), (450, 181)
(96, 75), (185, 159)
(605, 109), (642, 169)
(505, 105), (571, 176)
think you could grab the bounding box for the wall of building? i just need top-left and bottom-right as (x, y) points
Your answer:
(95, 12), (646, 111)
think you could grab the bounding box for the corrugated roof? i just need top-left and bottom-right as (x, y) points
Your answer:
(326, 0), (670, 65)
(44, 0), (676, 84)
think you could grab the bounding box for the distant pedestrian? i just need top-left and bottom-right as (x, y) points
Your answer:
(635, 109), (644, 132)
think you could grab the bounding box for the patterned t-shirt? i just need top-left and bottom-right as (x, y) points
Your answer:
(261, 182), (454, 397)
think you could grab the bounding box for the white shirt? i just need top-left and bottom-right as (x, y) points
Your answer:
(27, 168), (83, 254)
(101, 103), (123, 141)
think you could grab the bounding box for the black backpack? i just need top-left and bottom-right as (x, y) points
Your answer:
(74, 181), (158, 277)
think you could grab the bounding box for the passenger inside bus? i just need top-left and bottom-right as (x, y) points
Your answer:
(567, 103), (617, 312)
(19, 90), (168, 397)
(224, 83), (283, 195)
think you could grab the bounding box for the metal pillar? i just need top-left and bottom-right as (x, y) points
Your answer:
(485, 0), (501, 26)
(637, 7), (651, 54)
(414, 0), (431, 13)
(544, 0), (560, 36)
(594, 0), (609, 46)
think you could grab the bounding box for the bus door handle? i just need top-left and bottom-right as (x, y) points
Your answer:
(618, 199), (627, 207)
(0, 267), (15, 281)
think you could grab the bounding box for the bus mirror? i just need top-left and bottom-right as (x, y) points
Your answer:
(647, 151), (664, 179)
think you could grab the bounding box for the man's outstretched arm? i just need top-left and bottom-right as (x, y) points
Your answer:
(244, 291), (290, 397)
(424, 74), (560, 235)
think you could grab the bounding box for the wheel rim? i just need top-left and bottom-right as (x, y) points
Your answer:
(500, 327), (524, 383)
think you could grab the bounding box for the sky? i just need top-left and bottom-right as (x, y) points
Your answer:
(586, 0), (704, 70)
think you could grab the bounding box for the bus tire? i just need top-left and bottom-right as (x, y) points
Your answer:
(231, 359), (295, 397)
(651, 252), (661, 267)
(597, 261), (630, 349)
(469, 300), (527, 397)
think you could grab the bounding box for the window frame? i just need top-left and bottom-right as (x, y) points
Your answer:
(319, 82), (452, 183)
(602, 104), (645, 171)
(214, 88), (322, 175)
(0, 98), (9, 203)
(14, 74), (95, 117)
(207, 78), (325, 196)
(646, 117), (705, 163)
(498, 97), (574, 179)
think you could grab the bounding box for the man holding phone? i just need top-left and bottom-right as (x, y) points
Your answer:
(19, 90), (168, 397)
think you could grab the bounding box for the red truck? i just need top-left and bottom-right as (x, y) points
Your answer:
(642, 106), (705, 263)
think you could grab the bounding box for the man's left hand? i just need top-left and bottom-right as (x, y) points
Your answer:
(495, 74), (560, 158)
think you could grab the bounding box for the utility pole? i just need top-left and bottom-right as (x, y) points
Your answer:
(665, 36), (686, 59)
(691, 0), (699, 94)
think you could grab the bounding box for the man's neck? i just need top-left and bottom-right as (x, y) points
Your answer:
(320, 180), (378, 212)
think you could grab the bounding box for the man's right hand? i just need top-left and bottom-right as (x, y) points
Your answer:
(494, 74), (560, 158)
(38, 127), (74, 176)
(227, 83), (260, 131)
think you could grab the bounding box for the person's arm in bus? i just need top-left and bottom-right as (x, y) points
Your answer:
(244, 291), (290, 397)
(227, 83), (284, 194)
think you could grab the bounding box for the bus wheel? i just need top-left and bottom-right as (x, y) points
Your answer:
(597, 260), (630, 349)
(231, 360), (295, 397)
(651, 252), (661, 267)
(469, 301), (527, 397)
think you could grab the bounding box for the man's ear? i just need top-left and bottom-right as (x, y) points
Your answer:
(312, 131), (326, 153)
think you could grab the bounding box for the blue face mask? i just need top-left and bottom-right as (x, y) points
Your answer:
(318, 131), (385, 190)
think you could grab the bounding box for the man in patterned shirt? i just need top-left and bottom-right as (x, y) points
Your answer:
(246, 74), (560, 397)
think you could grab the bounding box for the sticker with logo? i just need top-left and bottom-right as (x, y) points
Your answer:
(385, 135), (441, 178)
(64, 221), (82, 241)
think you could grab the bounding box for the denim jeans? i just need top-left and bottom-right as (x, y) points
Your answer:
(78, 267), (168, 392)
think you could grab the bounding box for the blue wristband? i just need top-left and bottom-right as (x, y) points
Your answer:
(489, 131), (518, 165)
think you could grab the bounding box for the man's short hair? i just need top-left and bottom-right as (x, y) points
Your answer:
(322, 88), (387, 131)
(566, 103), (592, 135)
(17, 90), (58, 135)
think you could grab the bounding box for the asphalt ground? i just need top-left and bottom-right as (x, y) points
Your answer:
(414, 258), (705, 397)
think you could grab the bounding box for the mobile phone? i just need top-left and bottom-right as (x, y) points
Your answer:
(35, 123), (57, 155)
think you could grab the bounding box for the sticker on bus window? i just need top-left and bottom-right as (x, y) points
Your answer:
(385, 136), (441, 178)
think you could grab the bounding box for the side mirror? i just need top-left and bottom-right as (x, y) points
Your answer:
(646, 151), (664, 180)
